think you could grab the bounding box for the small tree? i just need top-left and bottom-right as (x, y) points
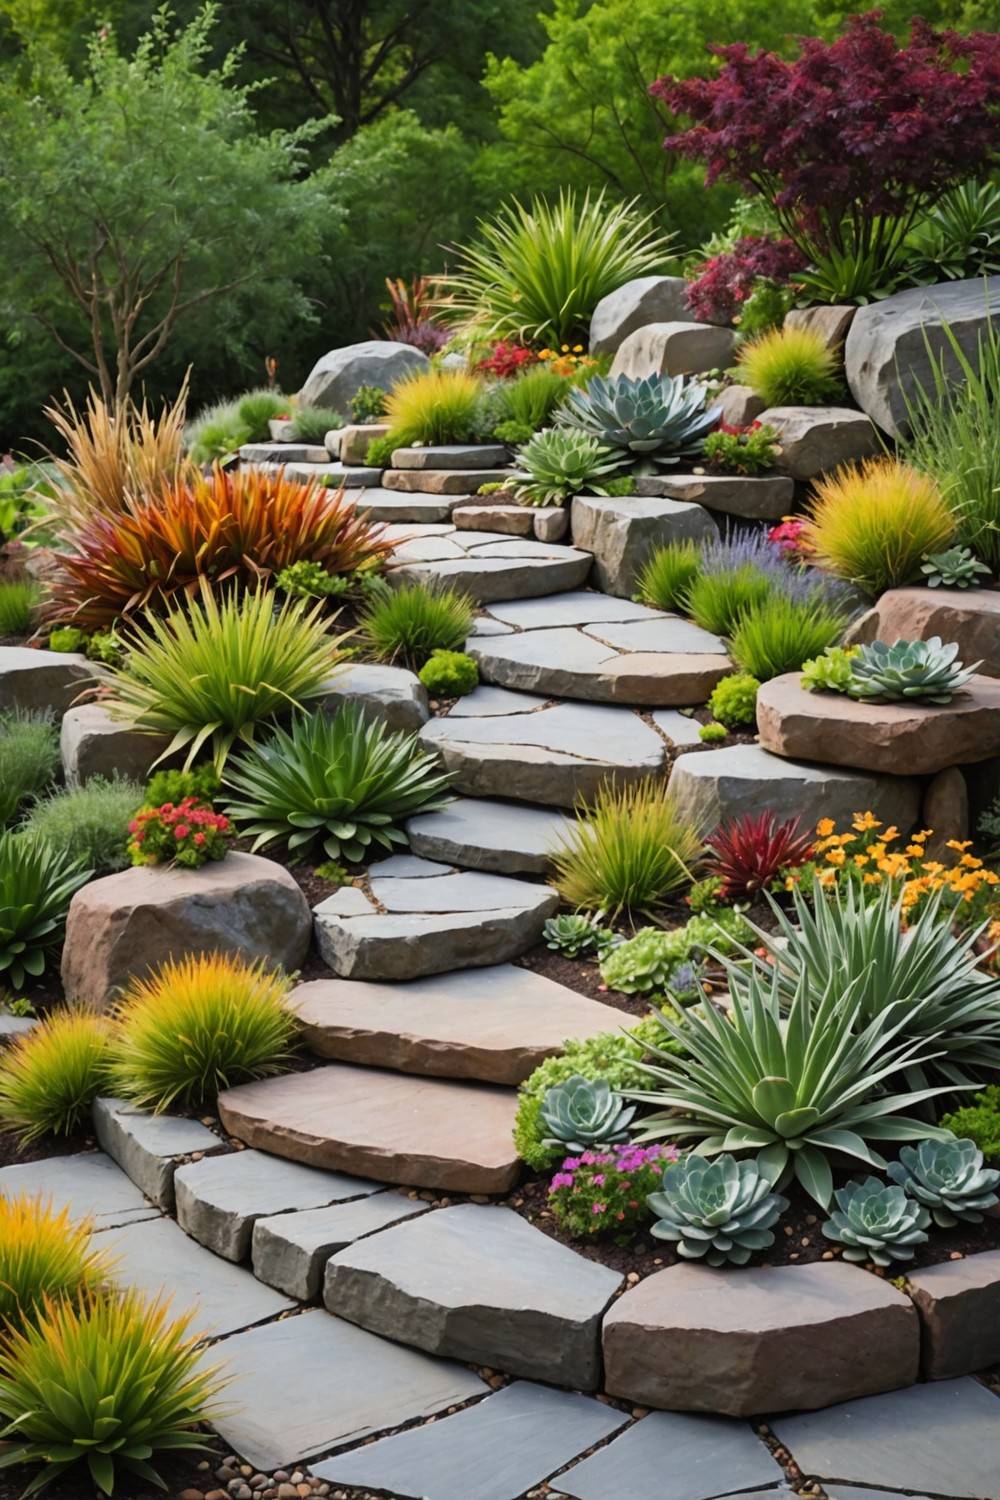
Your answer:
(0, 5), (335, 410)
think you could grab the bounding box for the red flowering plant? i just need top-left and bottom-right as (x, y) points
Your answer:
(654, 13), (1000, 300)
(768, 516), (813, 564)
(128, 798), (233, 870)
(685, 236), (805, 325)
(549, 1143), (678, 1244)
(702, 420), (780, 476)
(476, 340), (535, 378)
(704, 810), (815, 902)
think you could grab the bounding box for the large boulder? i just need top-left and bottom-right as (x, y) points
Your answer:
(589, 276), (691, 357)
(0, 646), (88, 718)
(845, 586), (1000, 676)
(60, 704), (169, 787)
(845, 276), (1000, 436)
(570, 493), (717, 597)
(610, 322), (736, 381)
(297, 341), (429, 415)
(758, 405), (880, 481)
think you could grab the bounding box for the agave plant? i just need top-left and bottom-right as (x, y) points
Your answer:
(0, 833), (92, 990)
(920, 546), (992, 589)
(647, 1152), (788, 1266)
(543, 913), (613, 959)
(887, 1136), (1000, 1226)
(821, 1177), (931, 1266)
(557, 373), (722, 474)
(508, 429), (621, 507)
(846, 636), (979, 704)
(539, 1075), (635, 1153)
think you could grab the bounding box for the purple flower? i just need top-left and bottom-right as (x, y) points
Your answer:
(591, 1203), (607, 1214)
(550, 1172), (575, 1190)
(591, 1173), (606, 1186)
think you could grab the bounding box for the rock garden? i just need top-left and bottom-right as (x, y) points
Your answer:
(8, 10), (1000, 1500)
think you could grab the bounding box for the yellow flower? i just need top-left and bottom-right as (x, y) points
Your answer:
(882, 826), (899, 843)
(573, 344), (583, 353)
(852, 854), (869, 868)
(863, 872), (883, 885)
(817, 818), (835, 838)
(905, 844), (926, 858)
(853, 812), (881, 831)
(826, 848), (847, 867)
(560, 344), (570, 352)
(947, 839), (973, 852)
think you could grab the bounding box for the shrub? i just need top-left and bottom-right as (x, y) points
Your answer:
(0, 1195), (108, 1338)
(128, 799), (233, 869)
(702, 423), (780, 476)
(0, 1007), (112, 1141)
(350, 385), (388, 424)
(941, 1087), (1000, 1167)
(804, 458), (954, 597)
(24, 777), (144, 876)
(551, 779), (702, 919)
(47, 465), (394, 631)
(223, 704), (453, 863)
(0, 1289), (226, 1494)
(704, 811), (814, 902)
(360, 580), (473, 670)
(382, 275), (449, 355)
(288, 404), (339, 443)
(441, 189), (673, 345)
(236, 388), (289, 442)
(508, 429), (619, 507)
(698, 721), (727, 743)
(0, 579), (39, 637)
(558, 373), (720, 474)
(105, 587), (341, 773)
(108, 953), (297, 1111)
(382, 370), (483, 448)
(550, 1143), (678, 1240)
(685, 236), (807, 325)
(729, 593), (848, 680)
(185, 397), (247, 466)
(418, 650), (479, 697)
(736, 326), (843, 407)
(0, 711), (60, 825)
(684, 566), (774, 637)
(145, 765), (220, 808)
(706, 672), (760, 728)
(0, 833), (92, 991)
(635, 540), (702, 613)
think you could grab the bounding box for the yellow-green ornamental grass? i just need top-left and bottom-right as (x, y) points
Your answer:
(736, 324), (843, 407)
(382, 368), (482, 448)
(0, 1007), (113, 1143)
(0, 1195), (110, 1338)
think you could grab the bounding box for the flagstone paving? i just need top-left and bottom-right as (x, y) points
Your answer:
(0, 1150), (160, 1229)
(384, 523), (593, 602)
(406, 794), (569, 874)
(92, 1096), (219, 1208)
(252, 1193), (429, 1299)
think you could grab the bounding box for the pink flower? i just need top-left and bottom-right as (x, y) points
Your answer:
(591, 1203), (606, 1215)
(174, 824), (190, 840)
(193, 832), (206, 846)
(550, 1172), (575, 1190)
(591, 1174), (605, 1186)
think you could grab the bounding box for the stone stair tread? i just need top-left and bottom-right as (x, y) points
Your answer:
(239, 442), (329, 464)
(291, 963), (623, 1085)
(386, 524), (591, 604)
(342, 485), (458, 523)
(252, 1193), (429, 1300)
(246, 460), (380, 486)
(391, 443), (510, 470)
(385, 468), (512, 495)
(217, 1063), (521, 1192)
(406, 795), (569, 874)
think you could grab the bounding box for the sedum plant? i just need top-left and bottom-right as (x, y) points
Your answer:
(417, 649), (479, 698)
(706, 672), (760, 729)
(223, 704), (453, 864)
(543, 913), (612, 959)
(0, 1195), (109, 1338)
(0, 1007), (112, 1142)
(648, 1152), (788, 1266)
(800, 643), (859, 694)
(558, 373), (721, 473)
(888, 1136), (1000, 1226)
(698, 721), (727, 743)
(941, 1087), (1000, 1166)
(921, 545), (992, 589)
(599, 911), (749, 996)
(508, 428), (620, 507)
(821, 1178), (930, 1266)
(846, 636), (978, 705)
(539, 1075), (635, 1153)
(0, 833), (92, 990)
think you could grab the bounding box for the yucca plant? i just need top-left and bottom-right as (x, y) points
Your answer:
(736, 325), (843, 407)
(0, 833), (92, 990)
(359, 579), (473, 670)
(440, 189), (673, 345)
(0, 711), (60, 825)
(550, 779), (703, 919)
(648, 1152), (788, 1266)
(0, 1007), (113, 1142)
(684, 566), (776, 637)
(846, 636), (978, 704)
(104, 586), (342, 773)
(25, 777), (144, 876)
(803, 458), (955, 597)
(0, 1195), (109, 1338)
(635, 540), (702, 613)
(704, 811), (814, 902)
(821, 1177), (930, 1266)
(47, 465), (393, 630)
(223, 704), (453, 863)
(0, 579), (39, 637)
(108, 953), (297, 1111)
(539, 1075), (635, 1152)
(509, 429), (620, 506)
(558, 372), (720, 473)
(0, 1289), (227, 1496)
(631, 961), (953, 1208)
(382, 369), (483, 448)
(729, 594), (849, 680)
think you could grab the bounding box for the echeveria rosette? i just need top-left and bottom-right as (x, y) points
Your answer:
(822, 1177), (930, 1266)
(921, 546), (991, 590)
(647, 1152), (788, 1266)
(846, 636), (980, 706)
(887, 1136), (1000, 1226)
(557, 372), (721, 474)
(539, 1075), (635, 1154)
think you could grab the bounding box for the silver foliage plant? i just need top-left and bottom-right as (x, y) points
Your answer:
(539, 1075), (635, 1154)
(888, 1136), (1000, 1226)
(647, 1152), (788, 1266)
(557, 372), (721, 473)
(846, 636), (979, 704)
(822, 1177), (930, 1266)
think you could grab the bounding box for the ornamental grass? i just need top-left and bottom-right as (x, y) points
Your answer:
(0, 1007), (113, 1143)
(0, 1195), (110, 1338)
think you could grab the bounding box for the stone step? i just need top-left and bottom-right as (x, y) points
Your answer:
(246, 460), (381, 487)
(635, 471), (794, 520)
(391, 443), (510, 470)
(344, 484), (458, 523)
(406, 794), (569, 875)
(312, 854), (557, 981)
(384, 523), (592, 604)
(385, 468), (512, 495)
(217, 1062), (521, 1193)
(239, 441), (329, 464)
(290, 963), (624, 1085)
(418, 687), (669, 807)
(467, 590), (731, 705)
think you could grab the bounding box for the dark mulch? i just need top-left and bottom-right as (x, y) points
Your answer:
(0, 1125), (96, 1170)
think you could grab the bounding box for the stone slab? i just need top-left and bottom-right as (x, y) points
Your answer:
(758, 405), (879, 481)
(174, 1148), (381, 1261)
(908, 1249), (1000, 1380)
(0, 646), (88, 718)
(319, 659), (429, 733)
(602, 1261), (919, 1417)
(0, 1151), (157, 1229)
(0, 1012), (37, 1037)
(757, 671), (1000, 776)
(570, 493), (717, 597)
(610, 321), (736, 380)
(453, 502), (533, 536)
(667, 742), (920, 836)
(846, 585), (1000, 678)
(772, 1377), (1000, 1496)
(92, 1097), (218, 1210)
(385, 468), (512, 495)
(345, 486), (456, 523)
(389, 529), (593, 604)
(651, 709), (706, 747)
(406, 796), (569, 875)
(60, 703), (170, 787)
(218, 1064), (521, 1193)
(392, 444), (509, 470)
(290, 964), (623, 1085)
(325, 1203), (622, 1388)
(338, 422), (391, 464)
(824, 1491), (933, 1500)
(314, 1380), (630, 1500)
(446, 683), (549, 715)
(635, 472), (794, 520)
(209, 1307), (486, 1472)
(252, 1194), (428, 1299)
(485, 592), (656, 629)
(419, 694), (668, 806)
(99, 1213), (293, 1337)
(254, 461), (381, 487)
(556, 1409), (783, 1500)
(239, 442), (328, 464)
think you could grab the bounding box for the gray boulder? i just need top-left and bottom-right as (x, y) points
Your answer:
(845, 276), (1000, 436)
(610, 322), (736, 381)
(589, 276), (691, 357)
(570, 493), (717, 597)
(298, 341), (429, 415)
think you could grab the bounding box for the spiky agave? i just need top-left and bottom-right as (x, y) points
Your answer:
(557, 373), (721, 473)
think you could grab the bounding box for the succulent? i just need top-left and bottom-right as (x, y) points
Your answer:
(800, 644), (859, 694)
(846, 636), (980, 705)
(921, 546), (991, 589)
(647, 1152), (788, 1266)
(887, 1136), (1000, 1226)
(508, 429), (620, 507)
(557, 373), (722, 473)
(706, 672), (760, 729)
(543, 913), (613, 959)
(599, 913), (749, 995)
(821, 1177), (930, 1265)
(539, 1075), (635, 1153)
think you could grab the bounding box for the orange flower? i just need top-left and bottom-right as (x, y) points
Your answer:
(816, 818), (835, 837)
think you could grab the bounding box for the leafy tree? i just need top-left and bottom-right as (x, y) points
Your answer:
(0, 6), (338, 409)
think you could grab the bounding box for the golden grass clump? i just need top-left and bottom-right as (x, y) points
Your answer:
(382, 369), (483, 448)
(0, 1195), (110, 1338)
(0, 1007), (113, 1143)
